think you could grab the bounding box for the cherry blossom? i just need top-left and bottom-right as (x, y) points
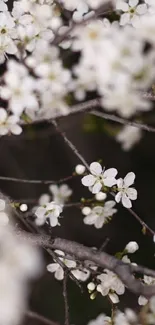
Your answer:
(87, 314), (112, 325)
(75, 164), (86, 175)
(125, 241), (139, 253)
(35, 201), (63, 226)
(116, 125), (142, 151)
(115, 172), (137, 208)
(83, 201), (117, 228)
(49, 184), (72, 205)
(116, 0), (147, 27)
(0, 108), (22, 136)
(81, 162), (117, 194)
(97, 269), (125, 303)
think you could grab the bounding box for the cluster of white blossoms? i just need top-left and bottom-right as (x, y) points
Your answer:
(0, 225), (42, 325)
(82, 162), (137, 208)
(47, 249), (90, 281)
(0, 0), (154, 137)
(39, 183), (72, 206)
(87, 310), (138, 325)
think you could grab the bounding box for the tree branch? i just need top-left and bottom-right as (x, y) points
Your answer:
(25, 310), (59, 325)
(16, 230), (155, 298)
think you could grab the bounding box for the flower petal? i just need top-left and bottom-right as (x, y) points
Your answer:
(115, 192), (122, 203)
(55, 267), (64, 280)
(47, 263), (59, 273)
(104, 168), (118, 178)
(81, 174), (96, 187)
(92, 181), (102, 194)
(122, 194), (132, 208)
(126, 188), (137, 200)
(124, 172), (135, 187)
(90, 162), (102, 175)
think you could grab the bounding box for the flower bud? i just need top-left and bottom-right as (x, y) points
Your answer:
(82, 206), (91, 216)
(75, 164), (86, 175)
(95, 192), (107, 201)
(87, 282), (95, 291)
(125, 241), (139, 253)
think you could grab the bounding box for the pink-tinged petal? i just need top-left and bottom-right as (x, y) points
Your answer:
(120, 13), (130, 25)
(126, 188), (137, 200)
(116, 1), (129, 12)
(90, 162), (102, 175)
(122, 194), (132, 208)
(104, 177), (117, 187)
(55, 267), (64, 280)
(47, 263), (59, 273)
(104, 168), (118, 178)
(115, 192), (122, 203)
(81, 174), (96, 187)
(129, 0), (138, 7)
(92, 181), (102, 194)
(117, 178), (123, 188)
(124, 172), (135, 187)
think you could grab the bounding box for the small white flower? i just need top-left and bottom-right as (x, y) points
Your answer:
(75, 164), (86, 175)
(87, 282), (95, 291)
(97, 269), (125, 302)
(116, 0), (147, 27)
(0, 108), (22, 136)
(49, 184), (72, 205)
(82, 206), (92, 216)
(82, 162), (117, 194)
(87, 313), (112, 325)
(125, 241), (139, 253)
(83, 202), (117, 229)
(115, 172), (137, 208)
(116, 125), (142, 151)
(35, 201), (62, 227)
(47, 250), (76, 280)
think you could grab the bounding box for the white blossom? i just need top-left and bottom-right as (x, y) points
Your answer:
(0, 108), (22, 136)
(116, 125), (142, 151)
(35, 201), (63, 226)
(97, 269), (125, 302)
(82, 162), (117, 194)
(49, 184), (72, 205)
(0, 225), (42, 325)
(115, 172), (137, 208)
(95, 192), (107, 201)
(87, 314), (112, 325)
(0, 0), (8, 11)
(83, 202), (117, 228)
(116, 0), (147, 27)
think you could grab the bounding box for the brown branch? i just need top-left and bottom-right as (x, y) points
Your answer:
(63, 272), (70, 325)
(16, 230), (155, 298)
(52, 119), (89, 170)
(0, 174), (75, 185)
(25, 310), (59, 325)
(92, 110), (155, 133)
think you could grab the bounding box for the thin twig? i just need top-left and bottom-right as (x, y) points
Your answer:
(25, 310), (59, 325)
(0, 174), (75, 185)
(92, 110), (155, 133)
(52, 119), (89, 170)
(63, 271), (70, 325)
